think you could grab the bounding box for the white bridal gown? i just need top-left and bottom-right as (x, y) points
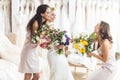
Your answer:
(41, 23), (74, 80)
(0, 2), (5, 34)
(47, 46), (74, 80)
(72, 0), (86, 36)
(86, 46), (120, 80)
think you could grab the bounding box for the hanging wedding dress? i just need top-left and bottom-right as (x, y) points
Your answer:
(81, 0), (86, 31)
(116, 2), (120, 51)
(24, 2), (29, 21)
(43, 0), (49, 4)
(86, 1), (92, 32)
(110, 1), (119, 52)
(14, 0), (40, 50)
(93, 1), (99, 26)
(4, 1), (10, 34)
(92, 1), (97, 21)
(14, 2), (28, 49)
(86, 1), (98, 32)
(34, 0), (41, 9)
(68, 0), (76, 28)
(72, 0), (85, 37)
(54, 0), (61, 29)
(60, 0), (71, 37)
(0, 1), (5, 34)
(95, 1), (101, 24)
(29, 1), (36, 20)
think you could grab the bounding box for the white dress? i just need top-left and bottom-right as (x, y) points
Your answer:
(86, 47), (120, 80)
(47, 46), (74, 80)
(72, 0), (86, 36)
(0, 3), (5, 34)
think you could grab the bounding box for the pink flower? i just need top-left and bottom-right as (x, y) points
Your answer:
(39, 42), (47, 48)
(40, 34), (45, 38)
(46, 38), (51, 43)
(58, 45), (64, 49)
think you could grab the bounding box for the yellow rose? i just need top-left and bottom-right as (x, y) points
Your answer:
(42, 31), (46, 34)
(80, 40), (83, 43)
(83, 40), (88, 46)
(73, 43), (79, 49)
(79, 48), (86, 53)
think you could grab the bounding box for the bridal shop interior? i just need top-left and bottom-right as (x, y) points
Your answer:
(0, 0), (120, 80)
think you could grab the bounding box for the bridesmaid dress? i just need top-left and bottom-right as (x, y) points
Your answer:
(19, 31), (41, 73)
(86, 47), (120, 80)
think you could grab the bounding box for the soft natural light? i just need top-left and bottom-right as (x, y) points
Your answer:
(0, 0), (120, 80)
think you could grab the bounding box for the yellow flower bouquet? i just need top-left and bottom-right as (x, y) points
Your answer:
(73, 32), (96, 55)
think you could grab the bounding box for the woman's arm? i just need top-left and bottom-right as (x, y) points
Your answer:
(54, 45), (64, 50)
(32, 21), (40, 45)
(32, 21), (39, 35)
(88, 39), (110, 62)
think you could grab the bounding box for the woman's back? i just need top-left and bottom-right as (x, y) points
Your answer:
(97, 45), (116, 72)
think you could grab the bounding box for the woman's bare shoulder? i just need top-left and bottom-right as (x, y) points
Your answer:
(102, 39), (111, 48)
(33, 20), (39, 28)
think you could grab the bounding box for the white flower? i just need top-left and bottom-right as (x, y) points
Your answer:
(32, 39), (36, 43)
(78, 43), (85, 49)
(34, 30), (37, 34)
(40, 39), (46, 43)
(36, 36), (40, 41)
(62, 36), (66, 43)
(53, 40), (59, 46)
(55, 43), (60, 46)
(42, 24), (46, 28)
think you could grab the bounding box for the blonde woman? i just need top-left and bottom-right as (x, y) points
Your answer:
(47, 7), (74, 80)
